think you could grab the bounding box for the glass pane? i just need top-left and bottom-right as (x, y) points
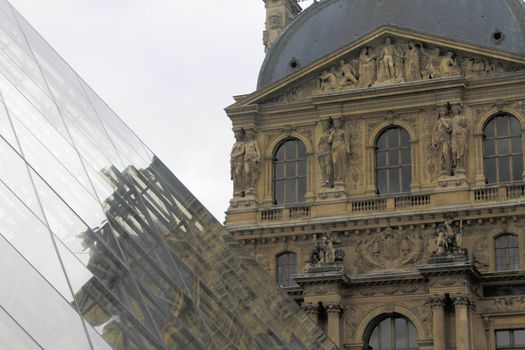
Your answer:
(485, 119), (495, 138)
(274, 180), (284, 204)
(285, 141), (296, 159)
(286, 161), (296, 177)
(380, 319), (392, 350)
(285, 179), (296, 203)
(484, 158), (497, 183)
(275, 144), (284, 161)
(389, 168), (400, 193)
(515, 329), (525, 346)
(297, 142), (306, 159)
(0, 306), (44, 350)
(401, 166), (411, 193)
(297, 178), (306, 202)
(400, 129), (410, 146)
(275, 163), (284, 179)
(377, 133), (386, 150)
(376, 151), (386, 167)
(499, 157), (510, 182)
(377, 169), (387, 194)
(388, 150), (399, 166)
(395, 318), (408, 348)
(484, 139), (495, 157)
(496, 116), (508, 137)
(497, 138), (510, 156)
(387, 129), (398, 148)
(495, 236), (507, 249)
(510, 116), (521, 136)
(512, 155), (523, 181)
(496, 330), (511, 346)
(509, 235), (519, 246)
(369, 328), (379, 349)
(401, 149), (411, 165)
(511, 137), (522, 154)
(297, 160), (306, 176)
(408, 322), (417, 347)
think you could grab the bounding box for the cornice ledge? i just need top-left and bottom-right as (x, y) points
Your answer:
(417, 262), (482, 281)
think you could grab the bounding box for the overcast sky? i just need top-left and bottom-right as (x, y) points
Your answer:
(8, 0), (315, 221)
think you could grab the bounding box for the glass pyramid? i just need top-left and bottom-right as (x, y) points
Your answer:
(0, 1), (337, 349)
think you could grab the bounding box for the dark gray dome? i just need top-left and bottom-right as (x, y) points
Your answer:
(258, 0), (525, 88)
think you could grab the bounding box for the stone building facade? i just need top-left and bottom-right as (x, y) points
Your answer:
(225, 1), (525, 349)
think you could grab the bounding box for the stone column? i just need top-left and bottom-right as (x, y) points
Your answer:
(301, 302), (319, 325)
(326, 303), (343, 347)
(429, 295), (446, 350)
(454, 295), (471, 350)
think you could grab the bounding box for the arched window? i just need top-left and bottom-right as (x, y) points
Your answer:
(368, 315), (418, 350)
(376, 127), (411, 194)
(273, 139), (307, 204)
(495, 234), (520, 271)
(483, 114), (523, 184)
(276, 252), (297, 287)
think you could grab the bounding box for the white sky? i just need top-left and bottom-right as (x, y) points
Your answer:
(8, 0), (316, 222)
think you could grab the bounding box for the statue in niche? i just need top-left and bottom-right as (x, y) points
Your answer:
(421, 46), (442, 79)
(376, 37), (403, 83)
(431, 216), (467, 258)
(432, 106), (452, 176)
(439, 51), (461, 77)
(230, 129), (245, 197)
(243, 129), (260, 194)
(319, 68), (339, 91)
(403, 41), (422, 81)
(338, 59), (358, 88)
(329, 118), (350, 186)
(451, 104), (468, 174)
(317, 119), (333, 188)
(356, 47), (376, 88)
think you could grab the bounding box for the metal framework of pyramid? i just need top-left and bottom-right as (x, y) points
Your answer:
(0, 1), (337, 349)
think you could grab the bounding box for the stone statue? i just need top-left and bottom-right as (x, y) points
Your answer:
(338, 59), (358, 88)
(431, 217), (466, 258)
(376, 37), (403, 83)
(309, 232), (344, 266)
(329, 118), (350, 186)
(230, 129), (245, 196)
(317, 119), (333, 188)
(356, 47), (376, 88)
(319, 68), (339, 91)
(439, 51), (461, 77)
(243, 129), (261, 194)
(432, 106), (452, 176)
(403, 42), (422, 81)
(451, 105), (468, 173)
(421, 46), (441, 79)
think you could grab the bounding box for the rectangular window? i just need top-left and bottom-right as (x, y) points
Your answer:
(496, 329), (525, 349)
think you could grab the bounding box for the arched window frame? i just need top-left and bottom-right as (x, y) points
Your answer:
(375, 126), (412, 195)
(366, 314), (419, 350)
(482, 113), (524, 185)
(495, 233), (520, 271)
(272, 138), (307, 205)
(276, 252), (297, 288)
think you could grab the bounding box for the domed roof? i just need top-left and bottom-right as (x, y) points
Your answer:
(258, 0), (525, 88)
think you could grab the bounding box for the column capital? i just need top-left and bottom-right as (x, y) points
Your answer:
(453, 294), (475, 309)
(427, 295), (445, 308)
(325, 303), (344, 315)
(301, 302), (319, 316)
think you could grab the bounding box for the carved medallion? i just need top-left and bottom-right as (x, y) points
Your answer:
(356, 227), (423, 272)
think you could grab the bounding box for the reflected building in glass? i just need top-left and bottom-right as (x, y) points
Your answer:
(0, 1), (337, 349)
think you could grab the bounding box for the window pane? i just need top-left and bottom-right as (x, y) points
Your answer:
(298, 178), (306, 202)
(286, 141), (296, 159)
(484, 158), (497, 183)
(369, 328), (379, 349)
(496, 116), (508, 137)
(499, 157), (510, 182)
(515, 330), (525, 345)
(408, 322), (417, 347)
(400, 130), (410, 146)
(297, 160), (306, 176)
(485, 120), (495, 138)
(395, 318), (407, 348)
(497, 138), (510, 155)
(387, 129), (398, 148)
(274, 180), (284, 204)
(389, 168), (400, 193)
(297, 143), (306, 159)
(285, 179), (296, 203)
(484, 139), (495, 157)
(275, 163), (284, 179)
(510, 116), (521, 136)
(377, 169), (387, 194)
(377, 151), (386, 167)
(401, 149), (411, 165)
(286, 161), (296, 177)
(511, 137), (522, 154)
(377, 134), (386, 150)
(275, 145), (285, 161)
(380, 319), (392, 350)
(496, 330), (511, 346)
(512, 155), (523, 181)
(495, 236), (507, 249)
(388, 150), (399, 166)
(401, 167), (411, 193)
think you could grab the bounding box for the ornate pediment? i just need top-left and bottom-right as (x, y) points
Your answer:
(232, 28), (525, 108)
